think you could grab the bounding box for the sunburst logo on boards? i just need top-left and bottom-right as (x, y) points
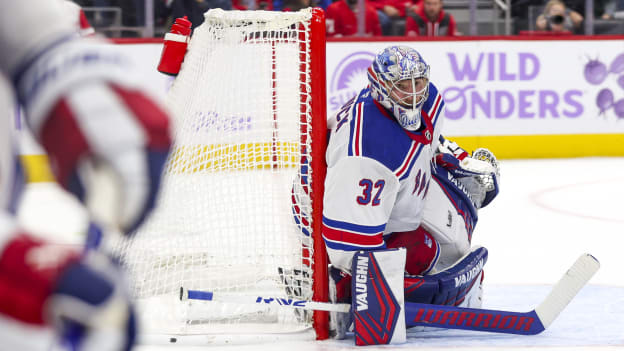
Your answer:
(328, 51), (376, 114)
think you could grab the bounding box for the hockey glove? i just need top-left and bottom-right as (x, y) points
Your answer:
(435, 137), (500, 208)
(14, 38), (171, 234)
(470, 148), (500, 207)
(50, 252), (136, 351)
(0, 231), (136, 351)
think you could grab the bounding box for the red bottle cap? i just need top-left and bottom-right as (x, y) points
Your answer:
(172, 16), (192, 36)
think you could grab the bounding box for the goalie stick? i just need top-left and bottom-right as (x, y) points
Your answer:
(181, 253), (599, 336)
(180, 287), (351, 313)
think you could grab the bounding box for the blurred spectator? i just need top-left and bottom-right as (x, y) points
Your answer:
(325, 0), (382, 37)
(275, 0), (327, 11)
(232, 0), (254, 10)
(233, 0), (274, 10)
(566, 0), (609, 20)
(369, 0), (418, 35)
(168, 0), (232, 29)
(282, 0), (311, 11)
(312, 0), (332, 9)
(535, 0), (583, 33)
(257, 0), (274, 9)
(601, 0), (624, 19)
(405, 0), (457, 36)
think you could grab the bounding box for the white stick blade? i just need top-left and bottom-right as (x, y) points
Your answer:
(535, 253), (600, 328)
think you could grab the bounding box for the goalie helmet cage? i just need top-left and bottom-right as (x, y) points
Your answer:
(114, 8), (329, 340)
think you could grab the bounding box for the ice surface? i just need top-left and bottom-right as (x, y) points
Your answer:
(133, 158), (624, 350)
(14, 157), (624, 350)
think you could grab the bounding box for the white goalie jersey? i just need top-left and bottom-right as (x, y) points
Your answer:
(322, 83), (445, 273)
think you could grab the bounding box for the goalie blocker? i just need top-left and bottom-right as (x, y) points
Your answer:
(348, 246), (487, 346)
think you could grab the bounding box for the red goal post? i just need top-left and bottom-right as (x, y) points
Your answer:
(307, 7), (329, 340)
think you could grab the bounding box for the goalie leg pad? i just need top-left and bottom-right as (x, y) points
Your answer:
(352, 249), (406, 346)
(404, 246), (487, 307)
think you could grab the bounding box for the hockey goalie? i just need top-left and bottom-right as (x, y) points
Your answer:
(298, 45), (501, 345)
(0, 1), (171, 350)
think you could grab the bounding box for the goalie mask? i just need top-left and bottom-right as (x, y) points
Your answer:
(367, 46), (430, 131)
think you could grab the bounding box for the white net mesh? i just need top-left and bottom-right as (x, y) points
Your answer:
(114, 8), (319, 335)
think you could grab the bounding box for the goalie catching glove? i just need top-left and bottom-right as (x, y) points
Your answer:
(435, 137), (500, 208)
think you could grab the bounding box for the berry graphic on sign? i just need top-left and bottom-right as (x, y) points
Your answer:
(596, 88), (613, 116)
(584, 57), (608, 85)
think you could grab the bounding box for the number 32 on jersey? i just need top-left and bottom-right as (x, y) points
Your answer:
(357, 179), (385, 206)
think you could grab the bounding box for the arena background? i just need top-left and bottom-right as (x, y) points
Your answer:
(16, 35), (624, 167)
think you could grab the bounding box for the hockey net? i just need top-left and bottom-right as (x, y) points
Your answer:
(114, 8), (328, 338)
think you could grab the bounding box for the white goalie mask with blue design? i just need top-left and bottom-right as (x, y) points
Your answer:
(367, 46), (430, 131)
